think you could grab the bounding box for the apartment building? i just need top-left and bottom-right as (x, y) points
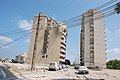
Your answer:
(26, 13), (67, 65)
(80, 9), (106, 68)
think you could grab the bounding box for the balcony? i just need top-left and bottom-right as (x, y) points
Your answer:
(62, 33), (66, 38)
(60, 59), (65, 62)
(90, 29), (94, 32)
(61, 37), (64, 40)
(60, 46), (66, 51)
(60, 56), (65, 59)
(61, 42), (66, 47)
(90, 46), (94, 49)
(60, 54), (66, 58)
(90, 33), (94, 36)
(60, 44), (66, 49)
(60, 51), (66, 55)
(89, 25), (94, 28)
(60, 49), (66, 53)
(61, 35), (65, 39)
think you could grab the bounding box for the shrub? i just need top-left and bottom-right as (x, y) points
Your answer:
(106, 60), (120, 69)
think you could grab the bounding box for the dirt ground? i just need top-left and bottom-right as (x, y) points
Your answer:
(1, 63), (120, 80)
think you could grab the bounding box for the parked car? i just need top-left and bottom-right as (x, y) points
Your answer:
(66, 65), (69, 68)
(74, 65), (79, 69)
(94, 66), (101, 70)
(49, 62), (59, 71)
(76, 66), (89, 74)
(0, 65), (18, 80)
(61, 64), (67, 69)
(58, 64), (62, 70)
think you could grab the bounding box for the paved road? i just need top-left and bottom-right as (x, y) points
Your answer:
(0, 65), (18, 80)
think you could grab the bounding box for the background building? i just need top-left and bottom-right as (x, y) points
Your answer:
(26, 13), (67, 65)
(15, 53), (27, 63)
(80, 9), (106, 68)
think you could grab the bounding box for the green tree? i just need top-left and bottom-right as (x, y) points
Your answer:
(115, 2), (120, 14)
(65, 59), (71, 65)
(107, 60), (120, 69)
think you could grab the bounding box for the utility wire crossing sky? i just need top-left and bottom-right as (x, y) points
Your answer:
(0, 0), (120, 62)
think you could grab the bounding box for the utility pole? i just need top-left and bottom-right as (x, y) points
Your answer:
(31, 13), (41, 70)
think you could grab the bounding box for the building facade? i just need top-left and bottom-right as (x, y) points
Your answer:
(80, 9), (106, 68)
(26, 13), (67, 65)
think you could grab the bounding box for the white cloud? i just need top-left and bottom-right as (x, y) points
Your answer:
(107, 48), (120, 53)
(18, 20), (32, 30)
(106, 48), (120, 61)
(0, 35), (13, 43)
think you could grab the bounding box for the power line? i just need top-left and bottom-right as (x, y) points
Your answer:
(53, 0), (72, 14)
(0, 26), (41, 43)
(96, 0), (118, 9)
(48, 0), (71, 14)
(68, 13), (115, 28)
(0, 30), (33, 49)
(0, 28), (34, 39)
(63, 0), (118, 23)
(64, 3), (118, 24)
(0, 23), (48, 39)
(56, 0), (73, 17)
(0, 32), (29, 42)
(1, 0), (118, 36)
(67, 9), (116, 28)
(0, 26), (32, 35)
(67, 6), (117, 26)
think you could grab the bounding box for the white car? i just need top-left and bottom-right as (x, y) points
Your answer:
(76, 66), (89, 74)
(58, 65), (62, 70)
(61, 64), (67, 69)
(49, 62), (59, 71)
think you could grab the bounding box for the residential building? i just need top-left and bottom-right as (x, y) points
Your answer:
(26, 13), (67, 65)
(80, 9), (106, 68)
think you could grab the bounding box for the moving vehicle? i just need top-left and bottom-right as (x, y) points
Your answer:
(76, 66), (89, 74)
(49, 62), (59, 71)
(0, 65), (18, 80)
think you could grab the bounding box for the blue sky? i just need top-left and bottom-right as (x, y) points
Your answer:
(0, 0), (120, 63)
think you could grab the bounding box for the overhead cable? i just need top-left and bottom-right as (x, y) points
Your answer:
(63, 0), (118, 23)
(0, 29), (35, 48)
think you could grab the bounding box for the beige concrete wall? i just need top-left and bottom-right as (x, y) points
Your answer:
(26, 14), (67, 65)
(80, 9), (106, 68)
(26, 16), (47, 65)
(94, 11), (106, 68)
(26, 16), (38, 64)
(84, 13), (91, 67)
(38, 28), (60, 64)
